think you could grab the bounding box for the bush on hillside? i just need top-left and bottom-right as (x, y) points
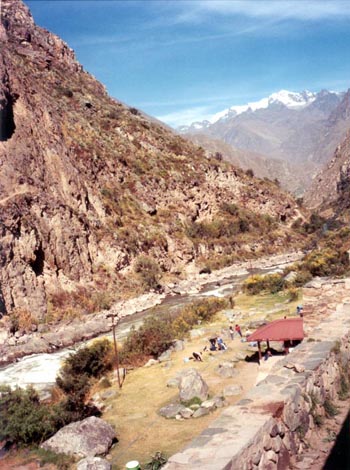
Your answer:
(301, 248), (349, 277)
(134, 255), (162, 290)
(0, 386), (57, 445)
(243, 273), (285, 295)
(56, 339), (112, 420)
(56, 339), (113, 400)
(120, 316), (174, 365)
(120, 298), (227, 365)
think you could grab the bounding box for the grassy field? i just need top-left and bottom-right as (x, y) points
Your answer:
(97, 290), (302, 469)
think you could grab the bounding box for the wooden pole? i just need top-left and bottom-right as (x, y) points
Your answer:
(258, 341), (262, 362)
(110, 315), (122, 389)
(266, 340), (270, 350)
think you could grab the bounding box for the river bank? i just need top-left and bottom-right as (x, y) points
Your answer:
(0, 251), (303, 367)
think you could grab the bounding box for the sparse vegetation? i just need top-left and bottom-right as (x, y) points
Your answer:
(120, 298), (227, 365)
(323, 397), (339, 418)
(134, 255), (162, 290)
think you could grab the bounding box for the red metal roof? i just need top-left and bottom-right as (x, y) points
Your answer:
(247, 318), (304, 342)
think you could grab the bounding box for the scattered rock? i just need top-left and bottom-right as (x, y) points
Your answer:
(158, 349), (172, 362)
(189, 328), (205, 339)
(100, 390), (117, 400)
(41, 416), (116, 458)
(192, 407), (210, 418)
(200, 399), (217, 411)
(178, 368), (209, 402)
(223, 384), (242, 397)
(144, 358), (159, 367)
(167, 377), (180, 388)
(179, 408), (194, 419)
(159, 404), (187, 419)
(284, 271), (298, 283)
(77, 456), (111, 470)
(215, 362), (237, 378)
(171, 340), (185, 352)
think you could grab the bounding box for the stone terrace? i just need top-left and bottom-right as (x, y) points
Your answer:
(164, 278), (350, 470)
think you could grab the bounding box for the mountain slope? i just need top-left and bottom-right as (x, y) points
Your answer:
(304, 92), (350, 210)
(183, 133), (311, 195)
(180, 90), (347, 193)
(0, 0), (301, 320)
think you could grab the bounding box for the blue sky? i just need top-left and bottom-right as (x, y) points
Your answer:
(25, 1), (350, 127)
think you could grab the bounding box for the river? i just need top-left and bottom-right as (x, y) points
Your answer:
(0, 261), (290, 395)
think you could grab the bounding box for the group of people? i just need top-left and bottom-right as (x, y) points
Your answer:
(189, 323), (243, 362)
(229, 324), (242, 339)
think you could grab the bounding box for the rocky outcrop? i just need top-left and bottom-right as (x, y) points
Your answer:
(40, 416), (116, 458)
(0, 0), (301, 321)
(304, 91), (350, 210)
(163, 280), (350, 469)
(178, 368), (209, 402)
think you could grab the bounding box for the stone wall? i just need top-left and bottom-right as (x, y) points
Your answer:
(164, 279), (350, 469)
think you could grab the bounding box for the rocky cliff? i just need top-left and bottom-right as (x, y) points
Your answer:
(0, 0), (301, 321)
(304, 91), (350, 211)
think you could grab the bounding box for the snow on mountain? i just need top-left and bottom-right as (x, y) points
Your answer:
(210, 90), (317, 124)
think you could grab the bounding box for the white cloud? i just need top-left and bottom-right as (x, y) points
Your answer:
(179, 1), (350, 22)
(157, 106), (214, 127)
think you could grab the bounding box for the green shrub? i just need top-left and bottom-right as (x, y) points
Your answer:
(134, 255), (162, 290)
(324, 397), (339, 417)
(35, 448), (73, 470)
(120, 298), (226, 365)
(286, 287), (299, 301)
(292, 270), (313, 287)
(56, 339), (113, 406)
(243, 273), (285, 295)
(302, 248), (349, 277)
(339, 373), (350, 400)
(182, 396), (202, 407)
(0, 386), (57, 445)
(220, 202), (239, 216)
(120, 316), (174, 364)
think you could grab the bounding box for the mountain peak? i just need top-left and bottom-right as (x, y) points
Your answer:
(209, 89), (317, 125)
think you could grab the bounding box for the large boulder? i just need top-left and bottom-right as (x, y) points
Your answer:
(178, 368), (209, 402)
(159, 403), (187, 419)
(215, 362), (237, 378)
(77, 457), (112, 470)
(41, 416), (116, 458)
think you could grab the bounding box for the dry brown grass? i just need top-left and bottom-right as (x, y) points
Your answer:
(98, 292), (301, 469)
(102, 314), (259, 469)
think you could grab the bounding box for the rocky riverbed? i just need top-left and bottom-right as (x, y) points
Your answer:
(0, 251), (302, 367)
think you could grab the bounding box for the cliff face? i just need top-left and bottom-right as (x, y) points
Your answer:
(0, 0), (300, 320)
(304, 92), (350, 211)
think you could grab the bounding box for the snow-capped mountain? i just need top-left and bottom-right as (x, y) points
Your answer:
(180, 89), (349, 194)
(179, 89), (343, 133)
(211, 90), (317, 123)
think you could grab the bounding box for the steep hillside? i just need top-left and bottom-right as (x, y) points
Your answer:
(183, 132), (312, 195)
(304, 130), (350, 213)
(0, 0), (301, 320)
(304, 92), (350, 211)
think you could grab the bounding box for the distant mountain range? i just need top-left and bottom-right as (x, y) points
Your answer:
(179, 89), (350, 194)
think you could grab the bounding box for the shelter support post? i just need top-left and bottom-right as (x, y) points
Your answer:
(258, 341), (262, 362)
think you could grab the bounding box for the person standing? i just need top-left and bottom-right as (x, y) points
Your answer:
(229, 326), (234, 340)
(235, 324), (242, 338)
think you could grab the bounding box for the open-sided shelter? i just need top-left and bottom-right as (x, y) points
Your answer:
(247, 318), (305, 360)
